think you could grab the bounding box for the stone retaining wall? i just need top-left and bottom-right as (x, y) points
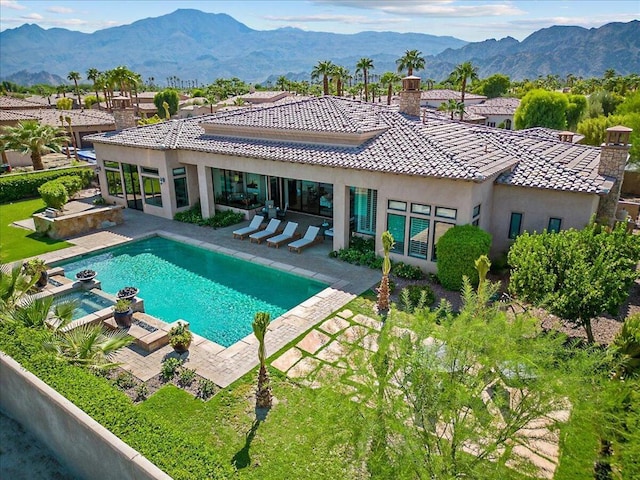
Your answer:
(33, 205), (124, 239)
(0, 354), (172, 480)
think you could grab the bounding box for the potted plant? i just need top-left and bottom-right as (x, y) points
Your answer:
(117, 286), (139, 300)
(113, 298), (133, 328)
(75, 269), (97, 282)
(169, 322), (192, 354)
(23, 258), (49, 290)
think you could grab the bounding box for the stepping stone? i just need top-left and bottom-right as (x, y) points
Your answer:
(287, 357), (321, 379)
(359, 333), (379, 352)
(336, 309), (354, 319)
(316, 340), (349, 363)
(271, 347), (303, 372)
(297, 330), (331, 354)
(520, 438), (559, 462)
(318, 316), (350, 335)
(511, 445), (556, 478)
(337, 325), (369, 344)
(352, 314), (382, 330)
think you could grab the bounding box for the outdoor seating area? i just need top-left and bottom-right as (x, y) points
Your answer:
(249, 218), (282, 244)
(288, 226), (322, 253)
(232, 214), (264, 239)
(232, 214), (327, 253)
(267, 222), (301, 248)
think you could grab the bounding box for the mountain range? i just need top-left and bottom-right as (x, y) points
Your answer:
(1, 9), (638, 87)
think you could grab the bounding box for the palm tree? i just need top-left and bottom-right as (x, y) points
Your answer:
(0, 121), (68, 170)
(439, 99), (462, 120)
(396, 49), (426, 76)
(380, 71), (401, 105)
(377, 231), (395, 315)
(67, 71), (82, 108)
(449, 61), (479, 120)
(276, 76), (289, 91)
(311, 60), (334, 96)
(0, 266), (37, 311)
(329, 65), (349, 97)
(252, 311), (272, 409)
(86, 68), (101, 110)
(356, 57), (375, 102)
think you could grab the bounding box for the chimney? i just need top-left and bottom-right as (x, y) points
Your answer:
(112, 96), (136, 130)
(398, 75), (421, 117)
(596, 125), (632, 224)
(558, 131), (574, 143)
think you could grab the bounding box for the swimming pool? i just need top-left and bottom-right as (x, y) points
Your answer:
(56, 236), (328, 346)
(52, 289), (114, 321)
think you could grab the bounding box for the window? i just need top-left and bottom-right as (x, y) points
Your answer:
(435, 206), (457, 220)
(352, 187), (377, 235)
(142, 176), (162, 207)
(411, 203), (431, 215)
(141, 167), (159, 175)
(509, 212), (523, 239)
(409, 217), (430, 259)
(472, 219), (479, 227)
(473, 204), (481, 218)
(212, 169), (266, 209)
(488, 122), (496, 127)
(388, 200), (407, 211)
(104, 161), (119, 169)
(505, 119), (512, 130)
(105, 170), (123, 197)
(387, 214), (406, 254)
(432, 221), (454, 261)
(548, 217), (562, 233)
(173, 167), (189, 208)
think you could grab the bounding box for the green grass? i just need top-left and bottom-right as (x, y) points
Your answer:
(0, 198), (72, 263)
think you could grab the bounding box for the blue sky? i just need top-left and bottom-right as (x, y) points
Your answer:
(0, 0), (638, 41)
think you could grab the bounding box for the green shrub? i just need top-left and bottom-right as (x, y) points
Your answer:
(113, 370), (136, 390)
(174, 205), (244, 228)
(436, 224), (492, 290)
(399, 284), (435, 313)
(392, 262), (425, 280)
(178, 367), (197, 387)
(54, 175), (83, 198)
(0, 167), (94, 203)
(161, 357), (183, 381)
(38, 180), (68, 209)
(197, 378), (217, 400)
(134, 382), (149, 401)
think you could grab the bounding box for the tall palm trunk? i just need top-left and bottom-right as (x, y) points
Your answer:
(459, 78), (467, 120)
(31, 151), (44, 171)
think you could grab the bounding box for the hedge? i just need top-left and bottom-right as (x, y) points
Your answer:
(0, 322), (233, 479)
(436, 224), (492, 290)
(0, 167), (95, 204)
(38, 181), (68, 210)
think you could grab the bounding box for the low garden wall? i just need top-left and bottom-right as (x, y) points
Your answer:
(33, 204), (124, 239)
(0, 354), (172, 480)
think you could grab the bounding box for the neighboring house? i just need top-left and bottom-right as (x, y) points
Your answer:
(465, 97), (521, 129)
(88, 79), (630, 272)
(419, 89), (487, 109)
(0, 96), (49, 110)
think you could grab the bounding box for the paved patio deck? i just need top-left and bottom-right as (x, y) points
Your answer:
(17, 202), (380, 388)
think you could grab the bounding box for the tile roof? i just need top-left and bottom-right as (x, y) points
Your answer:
(0, 110), (38, 122)
(519, 127), (585, 144)
(88, 96), (611, 194)
(466, 97), (520, 116)
(0, 96), (48, 109)
(420, 89), (487, 102)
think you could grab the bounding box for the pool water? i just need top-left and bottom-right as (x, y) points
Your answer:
(56, 236), (327, 347)
(52, 289), (114, 321)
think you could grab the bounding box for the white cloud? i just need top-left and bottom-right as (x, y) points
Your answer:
(0, 0), (26, 11)
(47, 6), (74, 14)
(264, 13), (406, 25)
(21, 12), (43, 21)
(312, 0), (525, 17)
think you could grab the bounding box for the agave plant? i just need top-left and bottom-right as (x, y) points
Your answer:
(252, 311), (272, 409)
(44, 323), (133, 370)
(0, 266), (37, 312)
(610, 313), (640, 380)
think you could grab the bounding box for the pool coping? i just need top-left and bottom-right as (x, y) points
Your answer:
(44, 229), (357, 388)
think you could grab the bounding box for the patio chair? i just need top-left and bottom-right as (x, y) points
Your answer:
(249, 218), (282, 244)
(288, 226), (322, 253)
(276, 202), (289, 219)
(232, 215), (264, 240)
(267, 221), (300, 248)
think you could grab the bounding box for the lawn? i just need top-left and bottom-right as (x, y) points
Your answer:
(0, 198), (72, 263)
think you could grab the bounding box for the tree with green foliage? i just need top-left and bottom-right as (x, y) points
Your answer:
(153, 89), (179, 118)
(380, 71), (401, 105)
(514, 89), (569, 130)
(252, 311), (272, 409)
(67, 70), (82, 107)
(508, 222), (640, 343)
(377, 231), (395, 315)
(587, 90), (624, 118)
(0, 120), (68, 170)
(356, 57), (374, 102)
(436, 224), (492, 290)
(449, 61), (479, 120)
(565, 93), (587, 130)
(56, 97), (73, 110)
(438, 98), (464, 120)
(311, 60), (335, 96)
(475, 73), (510, 98)
(395, 49), (425, 76)
(577, 113), (640, 165)
(347, 276), (601, 479)
(86, 68), (102, 110)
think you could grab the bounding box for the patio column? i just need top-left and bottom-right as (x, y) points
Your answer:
(197, 164), (215, 218)
(332, 184), (349, 250)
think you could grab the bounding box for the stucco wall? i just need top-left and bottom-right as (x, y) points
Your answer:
(490, 184), (599, 255)
(0, 354), (172, 480)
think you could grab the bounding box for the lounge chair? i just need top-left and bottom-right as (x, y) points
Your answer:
(267, 221), (300, 248)
(288, 226), (322, 253)
(249, 218), (282, 244)
(233, 215), (264, 239)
